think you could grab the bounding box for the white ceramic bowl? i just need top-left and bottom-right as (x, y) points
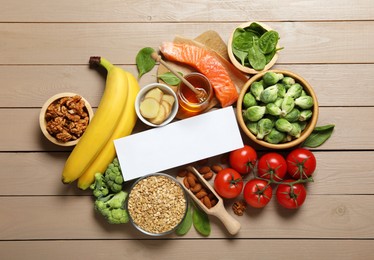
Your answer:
(135, 83), (179, 127)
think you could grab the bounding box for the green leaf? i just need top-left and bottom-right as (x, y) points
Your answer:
(302, 124), (335, 148)
(232, 47), (248, 66)
(192, 202), (210, 236)
(232, 30), (259, 51)
(136, 47), (156, 79)
(248, 45), (266, 71)
(313, 124), (335, 132)
(158, 71), (183, 86)
(175, 203), (192, 236)
(245, 22), (268, 35)
(259, 30), (279, 54)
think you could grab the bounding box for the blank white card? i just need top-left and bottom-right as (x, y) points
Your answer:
(114, 106), (244, 181)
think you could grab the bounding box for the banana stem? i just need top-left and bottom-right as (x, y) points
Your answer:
(89, 56), (114, 71)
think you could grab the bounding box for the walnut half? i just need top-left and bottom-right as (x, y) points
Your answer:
(232, 200), (247, 216)
(45, 95), (89, 142)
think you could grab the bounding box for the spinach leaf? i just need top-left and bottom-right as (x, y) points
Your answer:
(259, 30), (279, 54)
(232, 47), (248, 66)
(302, 124), (335, 148)
(175, 203), (192, 236)
(248, 45), (266, 71)
(192, 203), (210, 236)
(246, 22), (268, 35)
(136, 47), (156, 79)
(265, 49), (276, 64)
(158, 71), (183, 86)
(233, 30), (258, 51)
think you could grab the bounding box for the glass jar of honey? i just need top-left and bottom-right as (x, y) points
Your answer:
(176, 72), (213, 119)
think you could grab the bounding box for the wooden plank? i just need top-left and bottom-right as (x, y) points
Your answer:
(0, 107), (370, 151)
(0, 0), (372, 22)
(1, 151), (373, 196)
(0, 239), (373, 260)
(0, 22), (373, 65)
(1, 64), (373, 107)
(0, 195), (373, 240)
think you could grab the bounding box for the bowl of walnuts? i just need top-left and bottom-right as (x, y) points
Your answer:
(39, 92), (94, 146)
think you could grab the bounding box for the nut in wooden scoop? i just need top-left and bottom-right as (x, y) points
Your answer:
(176, 166), (241, 235)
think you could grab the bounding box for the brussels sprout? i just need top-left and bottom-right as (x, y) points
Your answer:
(263, 72), (284, 86)
(280, 95), (295, 116)
(281, 76), (295, 87)
(300, 90), (307, 96)
(260, 85), (278, 103)
(286, 83), (303, 99)
(266, 103), (281, 116)
(242, 92), (257, 108)
(256, 118), (274, 139)
(250, 81), (264, 101)
(274, 97), (283, 107)
(289, 122), (302, 138)
(246, 121), (258, 135)
(276, 83), (286, 98)
(244, 106), (266, 122)
(299, 121), (307, 131)
(282, 134), (293, 143)
(299, 109), (313, 121)
(282, 108), (300, 122)
(264, 128), (286, 144)
(295, 95), (314, 109)
(275, 118), (293, 133)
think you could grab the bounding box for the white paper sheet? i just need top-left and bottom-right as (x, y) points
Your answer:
(114, 106), (244, 181)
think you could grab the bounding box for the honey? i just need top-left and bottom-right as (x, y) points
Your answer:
(176, 72), (213, 119)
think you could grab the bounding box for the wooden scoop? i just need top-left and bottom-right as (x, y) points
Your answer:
(151, 52), (208, 103)
(176, 166), (241, 235)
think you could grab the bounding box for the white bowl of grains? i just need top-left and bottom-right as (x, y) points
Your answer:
(126, 173), (188, 236)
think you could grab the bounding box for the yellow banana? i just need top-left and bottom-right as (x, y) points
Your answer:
(77, 71), (140, 190)
(61, 57), (129, 184)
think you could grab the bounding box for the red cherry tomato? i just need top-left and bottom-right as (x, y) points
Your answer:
(243, 179), (272, 208)
(257, 152), (287, 182)
(229, 145), (257, 175)
(214, 168), (243, 199)
(286, 148), (317, 179)
(276, 179), (307, 209)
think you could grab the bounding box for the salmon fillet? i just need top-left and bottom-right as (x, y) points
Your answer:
(160, 42), (239, 107)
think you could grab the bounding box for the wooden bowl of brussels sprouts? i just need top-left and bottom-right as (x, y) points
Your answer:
(236, 70), (319, 149)
(228, 21), (281, 74)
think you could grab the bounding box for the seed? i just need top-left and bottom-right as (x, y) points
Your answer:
(187, 176), (196, 187)
(203, 171), (214, 180)
(196, 190), (208, 199)
(177, 169), (188, 177)
(203, 196), (212, 209)
(198, 166), (211, 174)
(211, 164), (223, 173)
(190, 183), (202, 193)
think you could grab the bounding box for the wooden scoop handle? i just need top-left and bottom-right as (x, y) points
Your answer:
(151, 52), (202, 96)
(151, 52), (208, 103)
(214, 207), (241, 235)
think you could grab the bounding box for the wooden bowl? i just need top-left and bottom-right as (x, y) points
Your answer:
(227, 21), (280, 74)
(236, 70), (319, 149)
(39, 92), (94, 146)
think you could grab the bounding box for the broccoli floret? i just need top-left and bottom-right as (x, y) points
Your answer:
(104, 158), (124, 193)
(94, 191), (129, 224)
(90, 172), (109, 198)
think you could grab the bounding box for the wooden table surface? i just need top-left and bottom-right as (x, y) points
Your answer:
(1, 1), (374, 259)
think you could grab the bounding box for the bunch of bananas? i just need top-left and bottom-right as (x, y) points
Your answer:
(61, 56), (140, 190)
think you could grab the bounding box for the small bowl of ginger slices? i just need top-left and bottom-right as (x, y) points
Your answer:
(135, 83), (179, 127)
